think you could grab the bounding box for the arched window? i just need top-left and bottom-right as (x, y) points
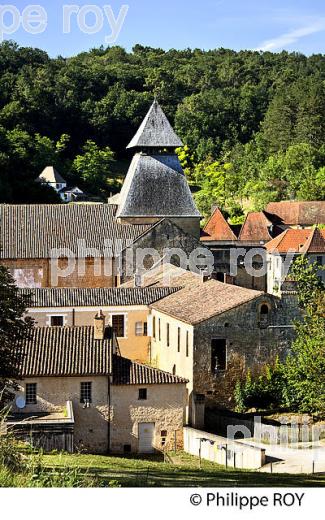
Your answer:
(259, 303), (270, 327)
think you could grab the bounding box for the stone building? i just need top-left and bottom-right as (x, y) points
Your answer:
(149, 277), (296, 423)
(20, 286), (180, 363)
(1, 101), (205, 288)
(266, 227), (325, 295)
(9, 319), (187, 454)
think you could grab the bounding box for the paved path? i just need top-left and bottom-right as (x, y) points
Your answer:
(240, 438), (325, 474)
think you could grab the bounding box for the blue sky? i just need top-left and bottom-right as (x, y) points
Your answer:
(2, 0), (325, 56)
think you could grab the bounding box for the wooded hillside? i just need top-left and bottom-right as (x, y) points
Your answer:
(0, 42), (324, 218)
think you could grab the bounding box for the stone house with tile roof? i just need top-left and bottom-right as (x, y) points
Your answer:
(149, 278), (296, 422)
(265, 227), (325, 295)
(1, 102), (207, 289)
(20, 286), (181, 363)
(9, 318), (187, 454)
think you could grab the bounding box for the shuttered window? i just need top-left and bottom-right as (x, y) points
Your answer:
(112, 315), (125, 337)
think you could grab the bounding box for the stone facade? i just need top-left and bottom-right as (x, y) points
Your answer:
(13, 377), (186, 454)
(110, 384), (186, 453)
(150, 293), (300, 414)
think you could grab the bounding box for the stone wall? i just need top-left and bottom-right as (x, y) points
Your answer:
(14, 376), (110, 453)
(110, 384), (186, 453)
(193, 294), (298, 408)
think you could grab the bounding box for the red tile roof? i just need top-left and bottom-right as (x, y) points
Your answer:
(202, 207), (237, 241)
(265, 228), (325, 254)
(239, 212), (273, 242)
(265, 201), (325, 226)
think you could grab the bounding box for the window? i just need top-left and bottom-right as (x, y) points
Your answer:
(259, 304), (269, 327)
(186, 331), (189, 357)
(153, 316), (156, 339)
(316, 256), (323, 266)
(112, 315), (125, 337)
(124, 444), (131, 453)
(172, 364), (176, 375)
(166, 323), (170, 347)
(138, 388), (147, 400)
(50, 315), (64, 327)
(177, 327), (181, 352)
(211, 339), (227, 372)
(143, 322), (147, 336)
(135, 322), (143, 336)
(25, 383), (37, 405)
(80, 382), (92, 404)
(158, 318), (161, 341)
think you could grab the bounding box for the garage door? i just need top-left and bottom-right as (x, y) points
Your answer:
(138, 423), (155, 453)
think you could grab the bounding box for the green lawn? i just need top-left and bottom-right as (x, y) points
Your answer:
(42, 451), (325, 487)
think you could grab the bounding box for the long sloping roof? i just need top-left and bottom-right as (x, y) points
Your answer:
(265, 201), (325, 226)
(116, 153), (200, 218)
(36, 166), (66, 184)
(121, 263), (202, 288)
(113, 356), (187, 385)
(127, 100), (183, 149)
(19, 286), (181, 308)
(17, 326), (111, 377)
(151, 279), (263, 325)
(202, 207), (237, 241)
(0, 204), (151, 259)
(16, 326), (186, 383)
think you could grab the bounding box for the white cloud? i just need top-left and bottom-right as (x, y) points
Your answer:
(255, 19), (325, 51)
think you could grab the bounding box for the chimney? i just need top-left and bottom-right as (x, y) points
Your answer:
(94, 310), (106, 340)
(201, 270), (211, 283)
(134, 272), (143, 287)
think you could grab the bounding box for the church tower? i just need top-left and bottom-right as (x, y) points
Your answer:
(116, 100), (201, 237)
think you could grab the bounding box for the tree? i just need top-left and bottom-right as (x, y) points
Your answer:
(0, 266), (33, 407)
(283, 292), (325, 416)
(289, 254), (324, 309)
(72, 140), (117, 196)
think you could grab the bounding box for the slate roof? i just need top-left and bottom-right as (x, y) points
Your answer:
(116, 153), (200, 218)
(265, 228), (325, 254)
(265, 201), (325, 226)
(0, 204), (151, 259)
(127, 100), (183, 149)
(113, 356), (187, 385)
(19, 286), (181, 308)
(15, 326), (186, 384)
(151, 279), (263, 325)
(202, 207), (237, 241)
(239, 212), (273, 242)
(17, 326), (112, 377)
(35, 166), (66, 185)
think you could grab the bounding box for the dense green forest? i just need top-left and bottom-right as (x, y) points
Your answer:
(0, 41), (324, 219)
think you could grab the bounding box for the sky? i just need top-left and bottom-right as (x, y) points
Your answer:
(1, 0), (325, 57)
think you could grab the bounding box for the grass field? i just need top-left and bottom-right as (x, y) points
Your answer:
(42, 451), (325, 487)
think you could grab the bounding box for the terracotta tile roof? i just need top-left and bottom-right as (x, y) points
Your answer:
(0, 204), (151, 259)
(19, 287), (180, 308)
(265, 201), (325, 226)
(113, 356), (187, 385)
(239, 212), (273, 242)
(16, 326), (112, 377)
(151, 279), (263, 325)
(300, 227), (325, 253)
(201, 207), (237, 241)
(15, 326), (187, 384)
(265, 228), (325, 253)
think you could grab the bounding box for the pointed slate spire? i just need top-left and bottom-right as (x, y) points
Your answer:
(126, 100), (183, 149)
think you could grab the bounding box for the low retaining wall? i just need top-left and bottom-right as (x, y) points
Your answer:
(208, 412), (325, 443)
(183, 427), (266, 470)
